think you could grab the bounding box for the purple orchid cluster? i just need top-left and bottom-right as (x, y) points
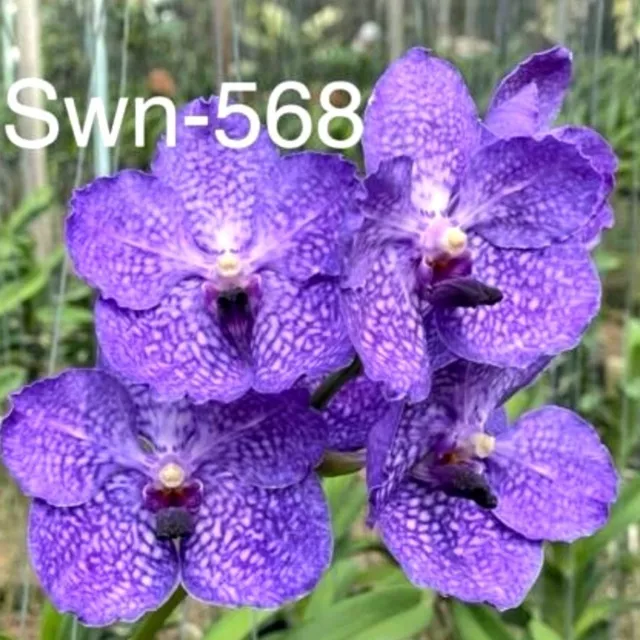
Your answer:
(1, 46), (619, 625)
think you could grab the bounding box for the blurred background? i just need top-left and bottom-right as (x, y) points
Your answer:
(0, 0), (639, 638)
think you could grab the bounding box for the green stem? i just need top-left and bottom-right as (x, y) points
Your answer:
(316, 449), (365, 477)
(130, 586), (187, 640)
(310, 357), (362, 411)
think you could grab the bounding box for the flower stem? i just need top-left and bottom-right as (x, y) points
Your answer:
(310, 356), (362, 411)
(130, 586), (187, 640)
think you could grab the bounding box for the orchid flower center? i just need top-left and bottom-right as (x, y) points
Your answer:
(144, 461), (203, 540)
(420, 218), (468, 264)
(203, 268), (262, 357)
(216, 251), (242, 280)
(470, 433), (496, 459)
(159, 461), (186, 489)
(411, 432), (498, 510)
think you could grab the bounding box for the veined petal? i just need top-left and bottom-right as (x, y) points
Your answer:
(192, 390), (326, 488)
(554, 125), (617, 185)
(488, 406), (618, 542)
(378, 480), (543, 610)
(367, 393), (454, 522)
(366, 357), (549, 518)
(322, 376), (389, 452)
(359, 157), (421, 237)
(252, 273), (353, 394)
(152, 97), (278, 255)
(452, 137), (603, 249)
(254, 152), (361, 281)
(1, 370), (140, 506)
(342, 245), (430, 402)
(486, 46), (572, 135)
(484, 83), (540, 139)
(437, 237), (600, 367)
(28, 471), (180, 627)
(181, 469), (331, 608)
(364, 47), (480, 211)
(96, 279), (252, 404)
(67, 171), (207, 310)
(578, 203), (614, 248)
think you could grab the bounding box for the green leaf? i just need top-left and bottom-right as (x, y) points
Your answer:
(303, 557), (362, 619)
(323, 475), (366, 545)
(130, 586), (187, 639)
(349, 591), (434, 640)
(0, 246), (64, 317)
(5, 186), (54, 235)
(574, 598), (638, 638)
(575, 474), (640, 569)
(39, 602), (95, 640)
(529, 618), (563, 640)
(267, 586), (425, 640)
(204, 608), (279, 640)
(0, 365), (27, 400)
(452, 602), (516, 640)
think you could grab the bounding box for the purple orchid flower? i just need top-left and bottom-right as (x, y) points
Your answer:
(1, 369), (331, 626)
(66, 97), (361, 403)
(484, 46), (617, 247)
(343, 47), (607, 401)
(367, 359), (618, 610)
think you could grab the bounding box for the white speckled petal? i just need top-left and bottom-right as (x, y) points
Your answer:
(66, 171), (208, 310)
(488, 406), (618, 542)
(320, 376), (390, 452)
(1, 370), (140, 506)
(436, 236), (601, 367)
(252, 273), (353, 394)
(254, 153), (361, 281)
(152, 97), (278, 254)
(181, 469), (331, 607)
(192, 389), (326, 488)
(364, 47), (480, 210)
(486, 46), (572, 134)
(367, 358), (551, 520)
(379, 479), (543, 610)
(28, 470), (180, 627)
(452, 137), (603, 249)
(342, 245), (430, 402)
(96, 279), (252, 403)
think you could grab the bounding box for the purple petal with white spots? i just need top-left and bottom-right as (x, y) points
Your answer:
(67, 171), (206, 310)
(96, 279), (252, 403)
(181, 469), (331, 607)
(252, 273), (353, 394)
(452, 137), (603, 249)
(579, 203), (614, 248)
(364, 47), (480, 211)
(378, 479), (543, 610)
(484, 83), (540, 139)
(321, 376), (388, 452)
(342, 245), (430, 402)
(152, 97), (278, 255)
(2, 370), (139, 506)
(437, 237), (600, 367)
(555, 126), (617, 185)
(28, 471), (180, 627)
(486, 407), (509, 437)
(367, 358), (550, 520)
(486, 46), (572, 135)
(255, 153), (361, 281)
(367, 397), (451, 520)
(192, 390), (326, 488)
(428, 359), (551, 431)
(487, 406), (618, 542)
